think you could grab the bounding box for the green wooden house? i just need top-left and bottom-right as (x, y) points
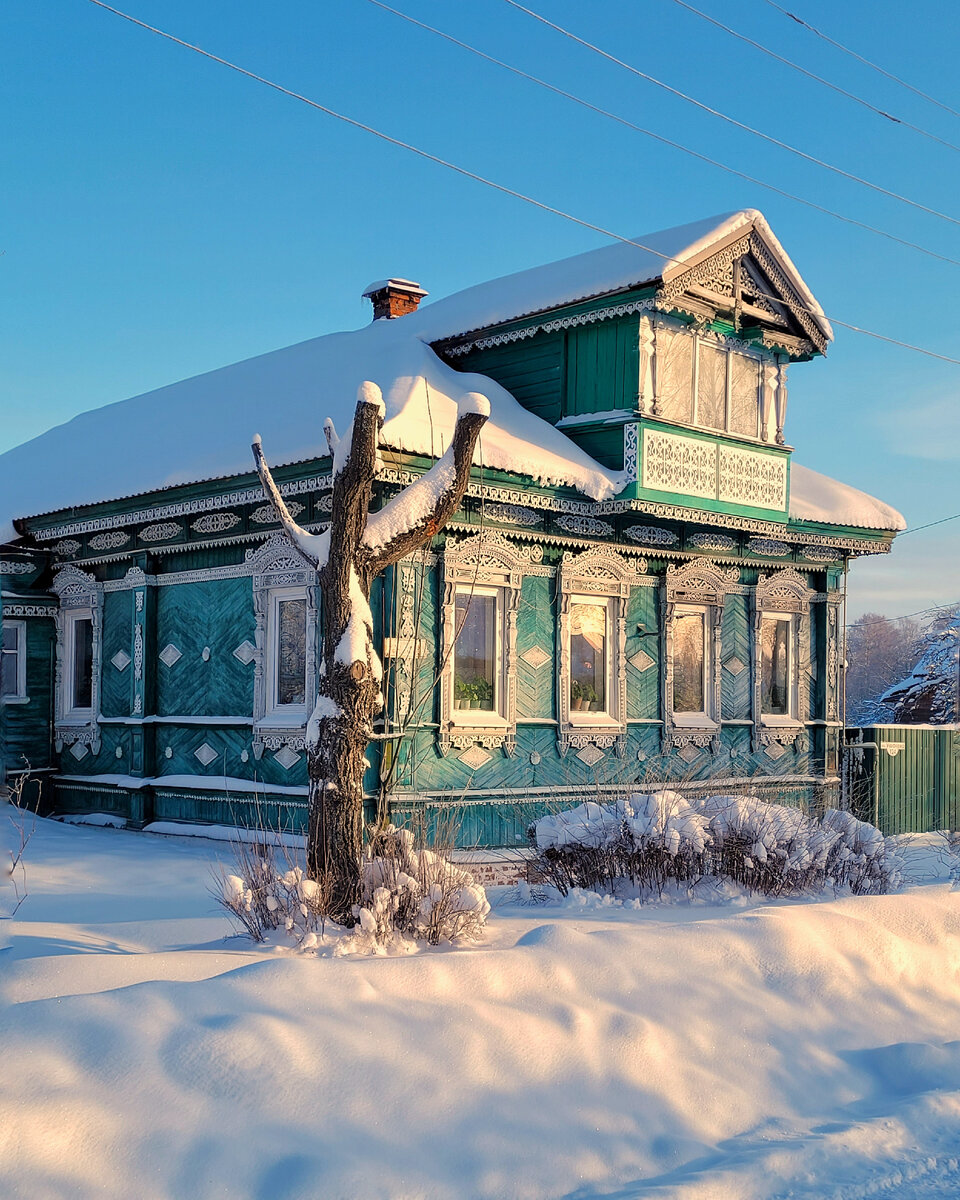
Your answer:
(0, 209), (904, 846)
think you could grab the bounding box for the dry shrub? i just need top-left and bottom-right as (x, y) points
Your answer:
(530, 792), (902, 899)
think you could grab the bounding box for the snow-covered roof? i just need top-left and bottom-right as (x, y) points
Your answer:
(0, 316), (623, 541)
(0, 210), (882, 542)
(789, 464), (905, 531)
(411, 209), (833, 344)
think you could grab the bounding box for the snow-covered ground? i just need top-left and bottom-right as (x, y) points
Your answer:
(2, 806), (959, 1200)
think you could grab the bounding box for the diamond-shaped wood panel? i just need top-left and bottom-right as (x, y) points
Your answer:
(575, 743), (605, 767)
(69, 741), (89, 761)
(274, 745), (301, 770)
(520, 645), (551, 671)
(764, 741), (788, 761)
(194, 742), (218, 767)
(111, 649), (131, 673)
(628, 648), (655, 673)
(159, 643), (182, 668)
(723, 655), (746, 676)
(459, 744), (492, 771)
(677, 743), (700, 764)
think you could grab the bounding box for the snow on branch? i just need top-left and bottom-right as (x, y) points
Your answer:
(364, 392), (489, 570)
(251, 434), (330, 567)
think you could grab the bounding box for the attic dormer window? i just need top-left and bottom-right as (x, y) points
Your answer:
(656, 323), (761, 440)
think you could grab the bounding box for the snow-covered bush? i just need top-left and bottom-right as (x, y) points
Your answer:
(530, 792), (901, 899)
(821, 808), (903, 894)
(532, 792), (709, 897)
(214, 823), (489, 951)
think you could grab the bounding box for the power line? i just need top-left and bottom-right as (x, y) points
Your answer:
(847, 601), (960, 630)
(667, 0), (960, 156)
(364, 1), (960, 272)
(760, 0), (960, 122)
(83, 0), (960, 367)
(898, 511), (960, 537)
(496, 0), (960, 231)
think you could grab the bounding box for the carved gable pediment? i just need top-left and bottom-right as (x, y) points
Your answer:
(657, 226), (829, 357)
(665, 558), (739, 605)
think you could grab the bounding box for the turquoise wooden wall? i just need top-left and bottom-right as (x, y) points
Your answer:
(1, 615), (55, 779)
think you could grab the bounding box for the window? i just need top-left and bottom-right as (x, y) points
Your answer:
(760, 613), (796, 721)
(672, 604), (716, 724)
(267, 589), (308, 717)
(63, 610), (94, 718)
(453, 588), (501, 717)
(557, 547), (639, 755)
(569, 599), (610, 717)
(1, 621), (26, 702)
(656, 323), (761, 439)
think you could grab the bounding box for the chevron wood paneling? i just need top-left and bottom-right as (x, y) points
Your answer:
(156, 579), (255, 716)
(626, 586), (659, 720)
(516, 576), (555, 719)
(721, 595), (752, 720)
(100, 590), (133, 717)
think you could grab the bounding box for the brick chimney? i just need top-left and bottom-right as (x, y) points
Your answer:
(362, 278), (428, 321)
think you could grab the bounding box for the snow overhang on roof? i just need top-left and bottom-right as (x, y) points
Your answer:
(789, 464), (905, 532)
(411, 209), (833, 348)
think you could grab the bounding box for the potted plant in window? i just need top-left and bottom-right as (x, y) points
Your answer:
(571, 680), (584, 711)
(475, 676), (494, 712)
(455, 677), (472, 710)
(583, 684), (600, 712)
(468, 680), (481, 710)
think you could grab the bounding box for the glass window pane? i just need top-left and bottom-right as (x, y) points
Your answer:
(277, 598), (306, 706)
(697, 343), (727, 431)
(570, 602), (607, 711)
(454, 592), (497, 711)
(673, 611), (705, 713)
(656, 326), (694, 424)
(73, 618), (93, 710)
(729, 352), (760, 437)
(761, 618), (790, 715)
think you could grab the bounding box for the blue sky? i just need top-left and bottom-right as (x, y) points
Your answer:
(2, 0), (958, 619)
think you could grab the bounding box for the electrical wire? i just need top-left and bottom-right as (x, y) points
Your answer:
(847, 601), (960, 629)
(365, 0), (960, 269)
(83, 0), (960, 367)
(898, 511), (960, 537)
(760, 0), (960, 122)
(494, 0), (960, 230)
(667, 0), (960, 155)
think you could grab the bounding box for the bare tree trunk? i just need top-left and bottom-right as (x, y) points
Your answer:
(253, 384), (488, 923)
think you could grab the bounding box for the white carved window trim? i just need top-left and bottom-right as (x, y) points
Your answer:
(439, 531), (533, 758)
(250, 535), (319, 756)
(557, 547), (647, 757)
(670, 603), (717, 729)
(1, 620), (27, 703)
(661, 559), (739, 754)
(752, 568), (815, 750)
(52, 564), (103, 752)
(567, 595), (618, 727)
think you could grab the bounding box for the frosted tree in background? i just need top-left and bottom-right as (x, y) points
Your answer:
(881, 608), (960, 725)
(845, 611), (922, 725)
(253, 382), (489, 924)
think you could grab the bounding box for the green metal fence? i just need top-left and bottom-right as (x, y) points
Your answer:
(844, 725), (960, 834)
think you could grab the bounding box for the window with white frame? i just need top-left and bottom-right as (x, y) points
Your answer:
(266, 588), (308, 718)
(671, 604), (716, 724)
(656, 323), (762, 440)
(452, 587), (504, 720)
(760, 612), (797, 722)
(556, 547), (643, 756)
(1, 621), (26, 702)
(63, 609), (94, 719)
(568, 598), (612, 718)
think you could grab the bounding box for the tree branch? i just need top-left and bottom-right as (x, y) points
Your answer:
(328, 383), (384, 587)
(364, 393), (489, 572)
(251, 435), (329, 566)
